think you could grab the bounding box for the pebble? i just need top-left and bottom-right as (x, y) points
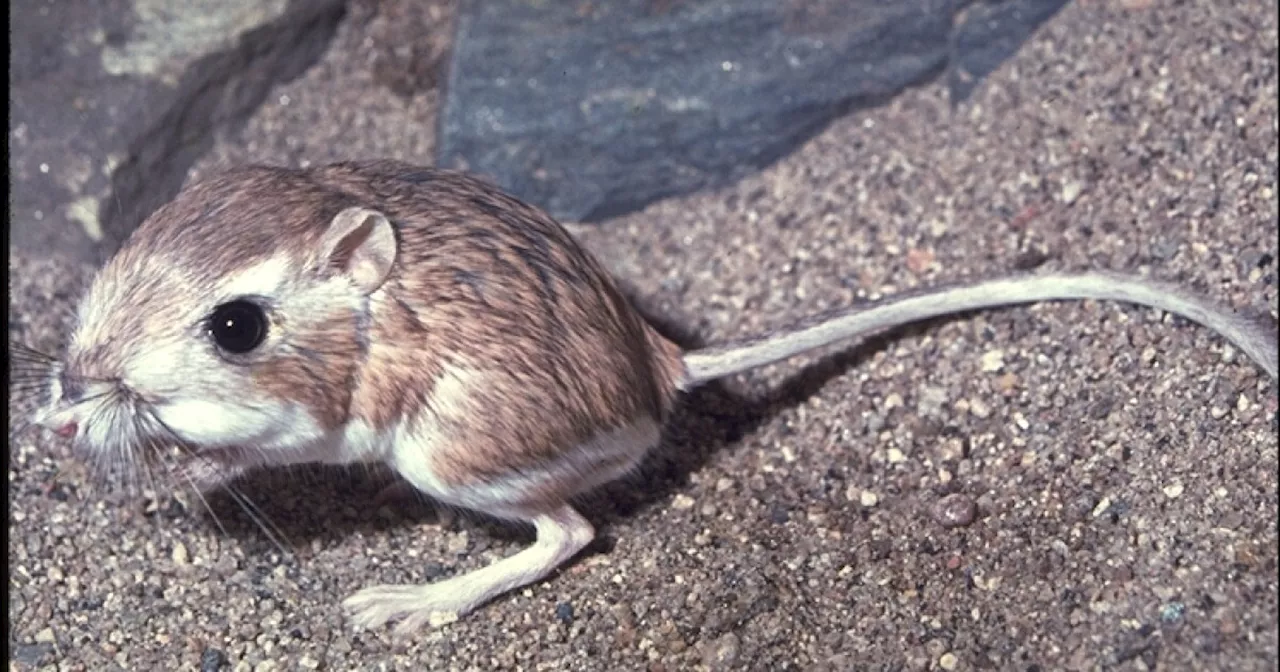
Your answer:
(994, 372), (1019, 393)
(172, 542), (190, 565)
(980, 349), (1005, 372)
(703, 632), (741, 670)
(769, 505), (790, 524)
(35, 627), (55, 643)
(916, 385), (949, 418)
(886, 448), (906, 464)
(967, 398), (992, 419)
(200, 649), (228, 672)
(1234, 543), (1259, 568)
(939, 652), (959, 670)
(1162, 482), (1185, 499)
(446, 531), (469, 555)
(883, 393), (904, 410)
(906, 247), (936, 274)
(1060, 179), (1083, 204)
(671, 494), (696, 510)
(860, 491), (880, 508)
(1091, 497), (1114, 518)
(429, 611), (459, 628)
(932, 493), (978, 529)
(555, 602), (575, 625)
(1161, 602), (1186, 623)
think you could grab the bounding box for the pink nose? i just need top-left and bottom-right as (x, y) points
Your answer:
(55, 422), (78, 438)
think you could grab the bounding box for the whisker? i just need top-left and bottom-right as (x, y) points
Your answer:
(143, 410), (294, 557)
(8, 357), (58, 369)
(135, 449), (173, 539)
(95, 391), (145, 494)
(137, 412), (186, 492)
(8, 371), (54, 380)
(8, 346), (62, 384)
(9, 356), (57, 366)
(221, 484), (296, 557)
(53, 388), (118, 415)
(8, 370), (58, 384)
(145, 439), (238, 545)
(8, 345), (118, 386)
(9, 342), (59, 362)
(8, 380), (52, 397)
(60, 380), (299, 559)
(179, 470), (233, 541)
(139, 435), (171, 502)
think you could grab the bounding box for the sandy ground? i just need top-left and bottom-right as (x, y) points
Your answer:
(8, 0), (1278, 670)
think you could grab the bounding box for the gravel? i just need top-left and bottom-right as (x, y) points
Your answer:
(8, 0), (1277, 669)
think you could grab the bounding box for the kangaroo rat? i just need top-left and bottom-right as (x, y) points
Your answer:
(17, 159), (1277, 634)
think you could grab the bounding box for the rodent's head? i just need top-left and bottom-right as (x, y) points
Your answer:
(36, 167), (398, 486)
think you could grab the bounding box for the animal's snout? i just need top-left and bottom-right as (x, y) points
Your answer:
(59, 372), (86, 403)
(54, 421), (78, 438)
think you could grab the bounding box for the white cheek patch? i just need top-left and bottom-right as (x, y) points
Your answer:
(154, 397), (326, 455)
(233, 419), (393, 470)
(215, 254), (294, 300)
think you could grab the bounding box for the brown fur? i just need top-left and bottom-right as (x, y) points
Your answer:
(250, 304), (363, 431)
(108, 160), (687, 506)
(310, 161), (684, 496)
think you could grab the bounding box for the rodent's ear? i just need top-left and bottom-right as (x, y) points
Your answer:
(319, 207), (398, 294)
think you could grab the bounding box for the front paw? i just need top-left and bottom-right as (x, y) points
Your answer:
(165, 450), (248, 494)
(343, 584), (460, 634)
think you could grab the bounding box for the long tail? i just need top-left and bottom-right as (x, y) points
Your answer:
(679, 271), (1279, 387)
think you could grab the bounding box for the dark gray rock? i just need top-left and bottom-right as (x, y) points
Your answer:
(8, 0), (346, 262)
(949, 0), (1072, 101)
(438, 0), (1069, 223)
(9, 641), (55, 667)
(10, 0), (1069, 264)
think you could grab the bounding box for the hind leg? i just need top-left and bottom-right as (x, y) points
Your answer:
(343, 504), (595, 633)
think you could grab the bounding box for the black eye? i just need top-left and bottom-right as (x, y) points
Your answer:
(208, 300), (268, 354)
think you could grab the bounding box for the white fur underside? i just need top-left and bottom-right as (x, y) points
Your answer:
(388, 407), (661, 516)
